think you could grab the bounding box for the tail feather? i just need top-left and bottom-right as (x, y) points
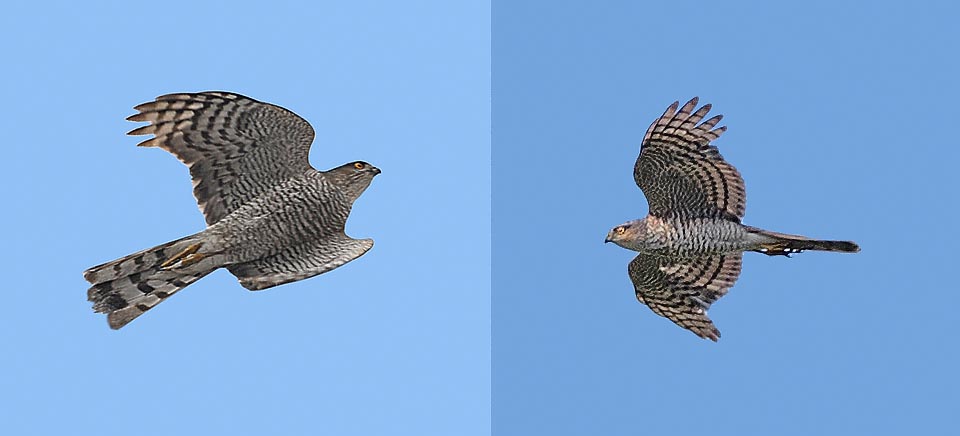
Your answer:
(85, 237), (214, 329)
(83, 236), (195, 284)
(748, 227), (860, 255)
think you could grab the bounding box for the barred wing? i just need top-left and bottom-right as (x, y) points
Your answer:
(127, 92), (316, 225)
(228, 234), (374, 291)
(628, 252), (743, 341)
(634, 98), (745, 222)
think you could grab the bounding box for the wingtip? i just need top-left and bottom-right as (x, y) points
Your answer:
(127, 124), (151, 135)
(155, 92), (193, 101)
(707, 114), (724, 124)
(692, 323), (721, 342)
(702, 328), (720, 342)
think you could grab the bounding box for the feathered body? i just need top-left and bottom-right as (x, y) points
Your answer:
(606, 98), (858, 341)
(609, 216), (857, 257)
(85, 92), (380, 329)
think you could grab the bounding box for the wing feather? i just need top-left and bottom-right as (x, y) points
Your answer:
(628, 252), (743, 341)
(634, 98), (745, 221)
(227, 234), (373, 291)
(127, 92), (316, 225)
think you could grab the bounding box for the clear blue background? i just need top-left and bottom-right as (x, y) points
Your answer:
(5, 1), (959, 435)
(0, 2), (488, 435)
(493, 1), (959, 435)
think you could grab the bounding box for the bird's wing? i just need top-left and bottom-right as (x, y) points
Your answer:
(227, 233), (373, 291)
(634, 98), (746, 221)
(127, 92), (316, 225)
(628, 252), (743, 341)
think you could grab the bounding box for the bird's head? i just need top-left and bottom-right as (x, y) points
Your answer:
(605, 219), (646, 249)
(328, 161), (381, 202)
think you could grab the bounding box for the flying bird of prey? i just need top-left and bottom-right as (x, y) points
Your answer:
(606, 98), (859, 341)
(85, 92), (380, 329)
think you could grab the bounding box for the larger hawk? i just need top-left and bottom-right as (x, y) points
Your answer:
(85, 92), (380, 329)
(605, 98), (859, 341)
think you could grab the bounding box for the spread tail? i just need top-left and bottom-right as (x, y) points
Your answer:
(84, 236), (214, 329)
(747, 227), (860, 256)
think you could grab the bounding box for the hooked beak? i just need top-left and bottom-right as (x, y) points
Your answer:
(604, 233), (612, 243)
(372, 166), (382, 175)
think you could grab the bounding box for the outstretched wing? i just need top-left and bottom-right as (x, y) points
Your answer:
(634, 98), (745, 222)
(628, 252), (743, 341)
(227, 234), (373, 291)
(127, 92), (316, 225)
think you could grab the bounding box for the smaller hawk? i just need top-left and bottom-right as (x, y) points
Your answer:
(606, 98), (859, 341)
(85, 92), (380, 329)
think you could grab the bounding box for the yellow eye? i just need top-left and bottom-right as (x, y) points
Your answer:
(616, 226), (625, 234)
(354, 162), (365, 170)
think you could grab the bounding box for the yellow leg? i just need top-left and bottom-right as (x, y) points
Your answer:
(160, 243), (205, 269)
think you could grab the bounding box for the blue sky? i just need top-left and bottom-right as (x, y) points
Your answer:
(493, 1), (960, 435)
(0, 2), (488, 435)
(4, 1), (959, 435)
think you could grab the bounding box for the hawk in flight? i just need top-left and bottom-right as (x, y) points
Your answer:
(85, 92), (380, 329)
(606, 98), (859, 341)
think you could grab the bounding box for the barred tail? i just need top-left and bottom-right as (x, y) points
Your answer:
(748, 227), (860, 256)
(84, 236), (214, 329)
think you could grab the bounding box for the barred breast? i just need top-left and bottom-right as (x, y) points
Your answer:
(208, 170), (351, 263)
(644, 216), (757, 257)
